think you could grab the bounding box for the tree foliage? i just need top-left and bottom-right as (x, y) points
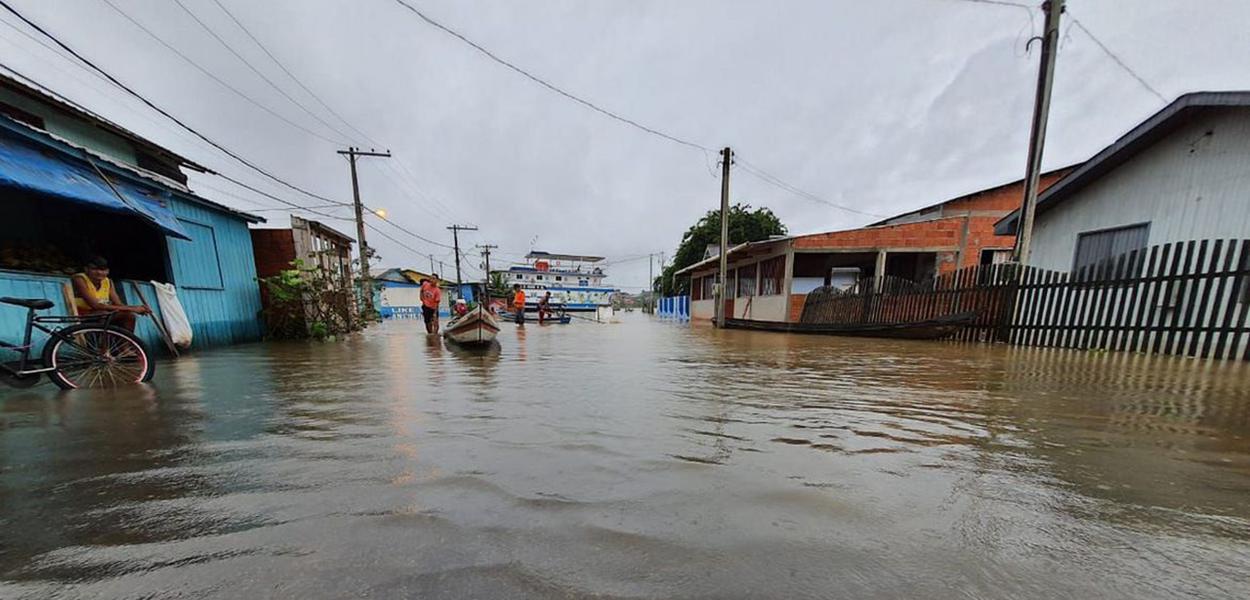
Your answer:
(656, 204), (786, 296)
(258, 256), (362, 340)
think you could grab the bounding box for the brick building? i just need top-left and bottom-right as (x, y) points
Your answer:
(676, 168), (1071, 324)
(251, 215), (356, 334)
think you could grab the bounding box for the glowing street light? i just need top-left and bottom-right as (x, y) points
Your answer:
(373, 208), (388, 219)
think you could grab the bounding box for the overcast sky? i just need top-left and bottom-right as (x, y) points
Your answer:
(3, 0), (1248, 290)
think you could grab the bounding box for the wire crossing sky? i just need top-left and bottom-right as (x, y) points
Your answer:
(0, 0), (1246, 290)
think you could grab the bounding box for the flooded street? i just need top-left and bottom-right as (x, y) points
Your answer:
(2, 313), (1250, 599)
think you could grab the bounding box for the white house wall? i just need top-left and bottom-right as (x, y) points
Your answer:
(1029, 109), (1250, 271)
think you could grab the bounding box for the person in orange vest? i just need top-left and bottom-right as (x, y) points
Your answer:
(420, 275), (442, 334)
(511, 284), (526, 325)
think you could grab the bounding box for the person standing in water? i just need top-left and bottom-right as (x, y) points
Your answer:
(511, 284), (526, 325)
(538, 291), (552, 324)
(420, 275), (442, 334)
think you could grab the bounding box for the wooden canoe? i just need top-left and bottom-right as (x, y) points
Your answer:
(722, 311), (978, 340)
(443, 306), (501, 346)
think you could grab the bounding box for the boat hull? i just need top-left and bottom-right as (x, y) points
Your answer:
(722, 311), (978, 340)
(443, 307), (501, 346)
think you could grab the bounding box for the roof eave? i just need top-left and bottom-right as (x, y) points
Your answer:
(1028, 91), (1250, 219)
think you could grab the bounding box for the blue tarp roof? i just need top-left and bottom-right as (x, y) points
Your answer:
(0, 128), (191, 239)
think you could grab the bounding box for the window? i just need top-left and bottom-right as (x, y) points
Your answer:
(169, 219), (224, 289)
(692, 275), (715, 300)
(980, 248), (1013, 265)
(536, 275), (544, 281)
(555, 276), (563, 281)
(759, 256), (785, 296)
(737, 263), (757, 297)
(1073, 223), (1149, 276)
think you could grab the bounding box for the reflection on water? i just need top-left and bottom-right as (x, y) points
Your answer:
(2, 314), (1249, 599)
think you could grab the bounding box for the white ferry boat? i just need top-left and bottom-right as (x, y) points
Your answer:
(495, 252), (616, 314)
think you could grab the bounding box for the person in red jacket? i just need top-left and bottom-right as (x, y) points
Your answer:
(420, 276), (442, 334)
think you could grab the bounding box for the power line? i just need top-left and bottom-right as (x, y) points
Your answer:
(0, 0), (353, 209)
(1068, 14), (1167, 104)
(365, 221), (428, 259)
(0, 58), (358, 228)
(389, 0), (711, 152)
(170, 0), (357, 143)
(735, 157), (886, 218)
(3, 3), (463, 262)
(208, 0), (381, 146)
(207, 0), (469, 225)
(361, 204), (457, 250)
(943, 0), (1030, 9)
(98, 0), (343, 145)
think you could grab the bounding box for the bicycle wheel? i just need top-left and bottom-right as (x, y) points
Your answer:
(41, 324), (154, 389)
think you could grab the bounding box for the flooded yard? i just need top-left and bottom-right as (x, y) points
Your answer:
(2, 313), (1249, 599)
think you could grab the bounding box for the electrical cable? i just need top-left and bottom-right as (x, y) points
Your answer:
(1068, 14), (1168, 104)
(735, 157), (886, 218)
(0, 0), (354, 208)
(99, 0), (343, 145)
(171, 0), (359, 143)
(389, 0), (711, 153)
(361, 204), (457, 250)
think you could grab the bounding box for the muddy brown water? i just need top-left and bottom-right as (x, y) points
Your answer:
(2, 313), (1249, 599)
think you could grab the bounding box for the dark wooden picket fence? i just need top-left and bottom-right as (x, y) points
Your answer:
(799, 264), (1019, 343)
(1011, 239), (1250, 360)
(797, 238), (1250, 360)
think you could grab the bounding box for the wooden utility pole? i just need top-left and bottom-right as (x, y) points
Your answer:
(1013, 0), (1064, 265)
(716, 147), (732, 328)
(336, 146), (391, 316)
(477, 244), (497, 304)
(648, 253), (654, 314)
(446, 224), (478, 286)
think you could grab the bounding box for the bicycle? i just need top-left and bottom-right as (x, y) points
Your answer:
(0, 297), (155, 390)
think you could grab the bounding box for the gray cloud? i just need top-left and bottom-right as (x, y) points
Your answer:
(4, 0), (1248, 290)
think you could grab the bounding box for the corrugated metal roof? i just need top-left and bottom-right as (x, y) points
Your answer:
(869, 165), (1078, 227)
(0, 114), (263, 223)
(673, 238), (792, 276)
(0, 71), (207, 173)
(995, 91), (1250, 235)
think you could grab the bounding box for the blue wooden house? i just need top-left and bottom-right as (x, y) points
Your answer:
(0, 72), (263, 355)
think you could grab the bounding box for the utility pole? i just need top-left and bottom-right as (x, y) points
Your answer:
(336, 146), (391, 316)
(477, 244), (497, 304)
(716, 146), (732, 328)
(659, 251), (666, 297)
(649, 253), (654, 314)
(446, 224), (478, 286)
(428, 254), (435, 274)
(1013, 0), (1064, 265)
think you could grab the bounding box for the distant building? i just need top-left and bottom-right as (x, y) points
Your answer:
(676, 167), (1071, 323)
(492, 251), (615, 313)
(370, 268), (451, 319)
(996, 91), (1250, 272)
(0, 72), (264, 350)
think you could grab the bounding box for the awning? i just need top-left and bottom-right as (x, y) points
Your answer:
(0, 130), (191, 240)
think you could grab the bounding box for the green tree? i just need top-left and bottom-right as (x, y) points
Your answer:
(488, 271), (510, 299)
(655, 204), (786, 296)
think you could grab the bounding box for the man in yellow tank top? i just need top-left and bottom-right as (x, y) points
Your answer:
(71, 256), (149, 332)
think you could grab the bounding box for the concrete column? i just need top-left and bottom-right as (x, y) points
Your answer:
(873, 250), (887, 293)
